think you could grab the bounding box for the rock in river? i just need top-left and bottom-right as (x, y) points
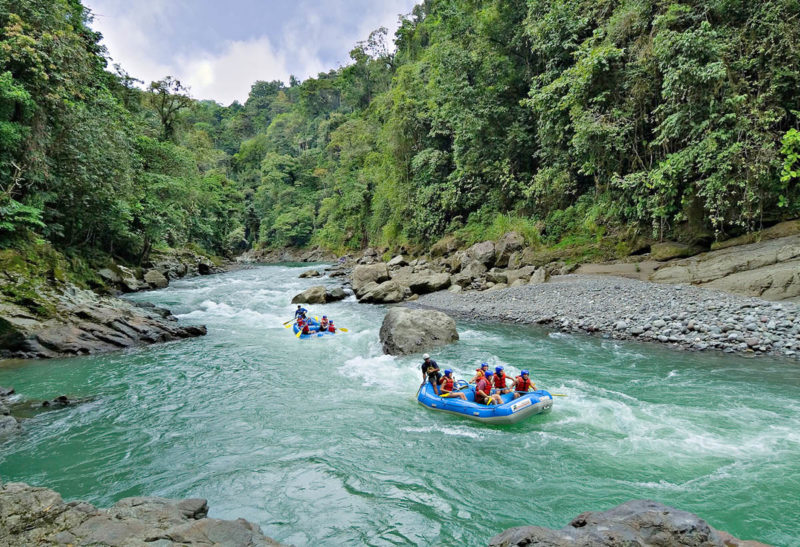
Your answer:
(489, 499), (765, 547)
(352, 263), (390, 296)
(379, 308), (459, 355)
(0, 481), (284, 546)
(291, 285), (348, 304)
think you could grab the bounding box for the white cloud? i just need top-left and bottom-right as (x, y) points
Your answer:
(85, 0), (419, 105)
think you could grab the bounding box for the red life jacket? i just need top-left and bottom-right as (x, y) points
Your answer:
(301, 324), (310, 334)
(441, 376), (454, 391)
(515, 376), (533, 392)
(328, 325), (336, 332)
(320, 320), (329, 330)
(493, 372), (508, 389)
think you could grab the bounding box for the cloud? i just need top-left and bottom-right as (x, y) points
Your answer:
(84, 0), (419, 105)
(178, 37), (324, 105)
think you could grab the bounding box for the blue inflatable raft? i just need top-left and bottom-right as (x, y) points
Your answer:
(292, 318), (336, 339)
(417, 381), (553, 424)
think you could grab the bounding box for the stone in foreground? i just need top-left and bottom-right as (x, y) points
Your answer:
(489, 500), (767, 547)
(379, 308), (459, 355)
(0, 482), (284, 546)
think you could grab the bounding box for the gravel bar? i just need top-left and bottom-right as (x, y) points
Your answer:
(414, 275), (800, 360)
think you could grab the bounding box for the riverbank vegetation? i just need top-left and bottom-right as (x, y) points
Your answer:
(2, 0), (800, 266)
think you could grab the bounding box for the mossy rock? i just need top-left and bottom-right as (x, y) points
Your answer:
(650, 241), (700, 261)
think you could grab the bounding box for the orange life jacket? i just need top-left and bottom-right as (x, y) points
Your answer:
(441, 376), (454, 391)
(493, 372), (508, 389)
(515, 376), (533, 392)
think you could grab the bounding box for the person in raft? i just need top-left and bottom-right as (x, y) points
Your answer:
(327, 319), (336, 333)
(513, 370), (536, 399)
(469, 362), (490, 383)
(319, 315), (330, 331)
(297, 317), (311, 335)
(421, 354), (442, 395)
(492, 366), (514, 396)
(439, 369), (467, 400)
(294, 305), (308, 320)
(476, 370), (503, 405)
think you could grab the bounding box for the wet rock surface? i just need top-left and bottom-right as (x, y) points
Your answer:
(379, 308), (459, 355)
(415, 274), (800, 360)
(0, 481), (284, 546)
(1, 284), (207, 360)
(291, 285), (347, 304)
(489, 500), (767, 547)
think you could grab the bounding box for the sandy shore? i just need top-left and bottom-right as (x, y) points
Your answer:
(414, 275), (800, 360)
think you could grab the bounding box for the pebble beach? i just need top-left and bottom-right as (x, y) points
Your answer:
(415, 275), (800, 360)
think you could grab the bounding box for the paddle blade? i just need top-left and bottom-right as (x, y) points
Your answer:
(285, 323), (292, 328)
(296, 330), (302, 338)
(339, 327), (348, 332)
(552, 393), (567, 397)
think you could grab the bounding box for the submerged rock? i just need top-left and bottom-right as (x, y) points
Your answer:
(489, 500), (766, 547)
(0, 481), (284, 546)
(379, 308), (459, 355)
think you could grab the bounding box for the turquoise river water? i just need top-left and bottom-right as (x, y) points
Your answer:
(1, 264), (799, 546)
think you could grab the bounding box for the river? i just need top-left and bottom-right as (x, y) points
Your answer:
(1, 264), (799, 545)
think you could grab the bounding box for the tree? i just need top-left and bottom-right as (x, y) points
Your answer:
(147, 76), (192, 142)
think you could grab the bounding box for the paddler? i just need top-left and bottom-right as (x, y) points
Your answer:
(513, 370), (536, 399)
(492, 366), (514, 395)
(319, 315), (330, 331)
(469, 362), (490, 383)
(420, 354), (442, 395)
(439, 369), (467, 400)
(294, 305), (308, 320)
(297, 317), (311, 335)
(476, 370), (502, 405)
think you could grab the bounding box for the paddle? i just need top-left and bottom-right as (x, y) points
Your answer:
(282, 319), (294, 326)
(512, 390), (567, 397)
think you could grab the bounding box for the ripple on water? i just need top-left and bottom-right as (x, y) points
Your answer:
(1, 265), (799, 546)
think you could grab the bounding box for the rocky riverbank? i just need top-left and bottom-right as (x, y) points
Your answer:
(490, 499), (766, 547)
(0, 481), (283, 546)
(414, 274), (800, 360)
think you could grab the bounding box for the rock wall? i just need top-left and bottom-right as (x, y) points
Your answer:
(0, 481), (284, 546)
(651, 234), (800, 302)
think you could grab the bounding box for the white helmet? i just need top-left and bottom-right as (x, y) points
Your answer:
(423, 353), (430, 359)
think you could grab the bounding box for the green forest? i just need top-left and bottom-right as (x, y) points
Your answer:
(2, 0), (800, 265)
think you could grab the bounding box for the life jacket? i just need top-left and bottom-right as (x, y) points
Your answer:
(328, 325), (336, 332)
(515, 376), (533, 392)
(301, 324), (310, 334)
(441, 376), (454, 392)
(320, 320), (329, 330)
(493, 372), (508, 389)
(475, 378), (492, 403)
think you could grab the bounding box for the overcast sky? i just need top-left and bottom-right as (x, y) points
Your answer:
(84, 0), (419, 105)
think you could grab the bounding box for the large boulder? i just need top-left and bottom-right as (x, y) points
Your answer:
(407, 273), (451, 295)
(359, 280), (406, 304)
(495, 232), (525, 267)
(489, 500), (765, 547)
(143, 269), (169, 289)
(291, 285), (328, 304)
(505, 265), (536, 285)
(529, 267), (550, 284)
(0, 482), (283, 546)
(298, 269), (321, 278)
(379, 308), (459, 355)
(352, 263), (390, 296)
(463, 240), (496, 267)
(387, 255), (408, 268)
(651, 241), (700, 261)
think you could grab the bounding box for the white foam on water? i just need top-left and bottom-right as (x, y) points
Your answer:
(400, 424), (485, 440)
(338, 354), (414, 389)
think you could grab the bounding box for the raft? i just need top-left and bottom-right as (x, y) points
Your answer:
(417, 381), (553, 424)
(292, 319), (336, 339)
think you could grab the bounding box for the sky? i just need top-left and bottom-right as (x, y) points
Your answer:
(83, 0), (419, 105)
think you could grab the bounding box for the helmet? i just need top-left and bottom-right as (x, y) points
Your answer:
(444, 369), (453, 375)
(322, 315), (327, 319)
(521, 370), (529, 376)
(485, 370), (494, 377)
(423, 353), (430, 359)
(297, 305), (301, 308)
(480, 362), (489, 368)
(495, 366), (504, 373)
